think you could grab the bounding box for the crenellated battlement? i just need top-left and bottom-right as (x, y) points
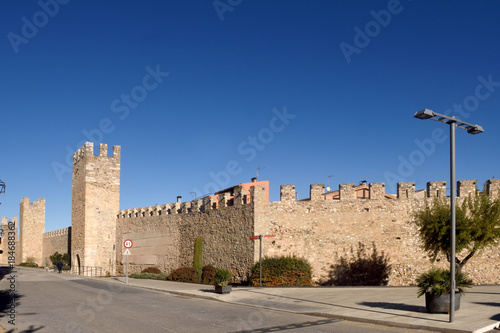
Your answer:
(20, 197), (46, 207)
(73, 142), (121, 165)
(288, 180), (497, 202)
(117, 188), (255, 220)
(43, 227), (71, 238)
(116, 179), (498, 220)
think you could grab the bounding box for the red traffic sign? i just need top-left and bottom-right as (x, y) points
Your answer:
(124, 239), (133, 248)
(250, 235), (275, 240)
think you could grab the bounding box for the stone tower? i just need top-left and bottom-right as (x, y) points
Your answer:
(19, 198), (45, 266)
(71, 142), (120, 275)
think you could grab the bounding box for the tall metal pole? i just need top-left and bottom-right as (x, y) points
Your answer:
(449, 120), (456, 323)
(126, 254), (129, 284)
(259, 235), (263, 287)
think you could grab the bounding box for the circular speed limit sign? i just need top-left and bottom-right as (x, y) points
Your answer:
(124, 239), (133, 248)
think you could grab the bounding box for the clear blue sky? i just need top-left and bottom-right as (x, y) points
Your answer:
(1, 1), (499, 232)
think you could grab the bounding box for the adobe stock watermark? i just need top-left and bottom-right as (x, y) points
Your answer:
(384, 74), (499, 191)
(64, 282), (125, 333)
(7, 0), (70, 54)
(192, 106), (296, 196)
(213, 0), (242, 21)
(339, 0), (406, 64)
(234, 289), (284, 332)
(51, 64), (169, 183)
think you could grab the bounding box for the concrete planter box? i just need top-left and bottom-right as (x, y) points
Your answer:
(215, 285), (232, 294)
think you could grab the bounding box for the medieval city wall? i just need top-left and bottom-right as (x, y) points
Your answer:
(42, 227), (71, 267)
(254, 180), (500, 286)
(116, 190), (255, 281)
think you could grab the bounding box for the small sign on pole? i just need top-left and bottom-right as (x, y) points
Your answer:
(123, 239), (133, 283)
(249, 234), (275, 286)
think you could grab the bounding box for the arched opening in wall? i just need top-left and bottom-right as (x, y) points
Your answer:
(76, 254), (81, 275)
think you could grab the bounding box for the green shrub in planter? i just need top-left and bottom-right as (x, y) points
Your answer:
(417, 267), (472, 297)
(214, 269), (232, 287)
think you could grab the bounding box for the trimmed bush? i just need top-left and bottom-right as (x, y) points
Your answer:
(168, 267), (198, 283)
(19, 262), (38, 267)
(202, 265), (217, 285)
(193, 236), (203, 283)
(141, 266), (162, 274)
(129, 272), (168, 280)
(249, 255), (312, 287)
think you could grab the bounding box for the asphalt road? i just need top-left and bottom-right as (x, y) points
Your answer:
(0, 268), (440, 333)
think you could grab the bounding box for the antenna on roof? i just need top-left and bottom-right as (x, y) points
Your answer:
(326, 175), (334, 192)
(359, 180), (367, 185)
(256, 167), (265, 180)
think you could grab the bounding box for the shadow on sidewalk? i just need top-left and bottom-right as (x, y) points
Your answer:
(474, 302), (500, 307)
(359, 301), (426, 313)
(239, 289), (446, 323)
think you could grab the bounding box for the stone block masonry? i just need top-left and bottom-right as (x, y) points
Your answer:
(116, 196), (255, 281)
(42, 227), (71, 267)
(258, 183), (500, 285)
(71, 142), (120, 275)
(19, 197), (45, 266)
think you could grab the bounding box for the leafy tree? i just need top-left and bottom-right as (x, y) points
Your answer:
(49, 252), (63, 265)
(413, 194), (500, 273)
(49, 252), (70, 266)
(62, 253), (71, 266)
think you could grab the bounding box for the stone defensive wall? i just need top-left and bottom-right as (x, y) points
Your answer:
(256, 179), (500, 286)
(113, 179), (499, 285)
(115, 188), (255, 281)
(42, 227), (71, 267)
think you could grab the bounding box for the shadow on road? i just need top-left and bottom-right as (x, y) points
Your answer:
(0, 290), (22, 319)
(0, 266), (12, 281)
(6, 325), (45, 333)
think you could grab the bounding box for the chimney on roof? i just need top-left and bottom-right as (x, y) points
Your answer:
(251, 177), (257, 183)
(177, 196), (182, 203)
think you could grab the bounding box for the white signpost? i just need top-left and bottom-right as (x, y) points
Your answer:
(124, 239), (133, 283)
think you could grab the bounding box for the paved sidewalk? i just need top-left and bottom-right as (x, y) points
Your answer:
(96, 276), (500, 333)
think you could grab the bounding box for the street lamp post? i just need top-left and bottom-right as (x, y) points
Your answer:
(414, 109), (484, 323)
